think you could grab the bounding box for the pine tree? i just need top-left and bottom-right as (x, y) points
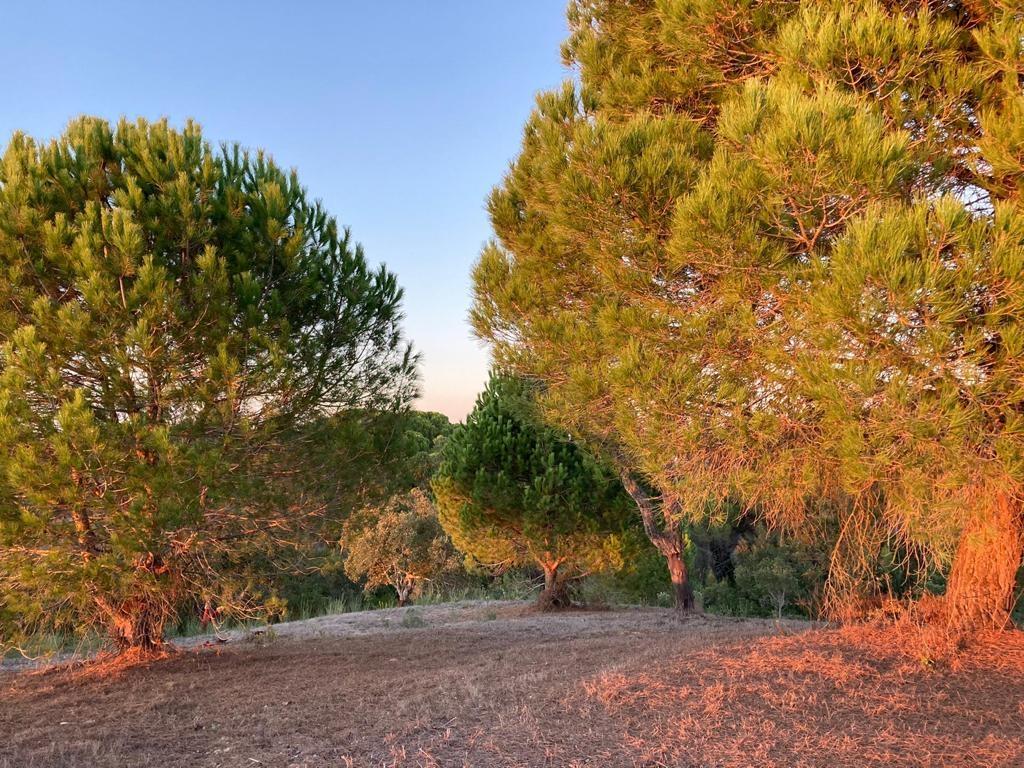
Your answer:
(432, 375), (631, 608)
(472, 1), (1024, 629)
(0, 118), (418, 652)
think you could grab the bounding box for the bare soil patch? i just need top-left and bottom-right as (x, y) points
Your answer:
(2, 601), (1021, 767)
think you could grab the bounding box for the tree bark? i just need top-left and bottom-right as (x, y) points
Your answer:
(71, 506), (99, 561)
(69, 469), (100, 561)
(621, 471), (696, 614)
(666, 550), (695, 613)
(538, 559), (569, 610)
(945, 492), (1024, 632)
(94, 553), (172, 655)
(397, 578), (414, 607)
(99, 596), (166, 655)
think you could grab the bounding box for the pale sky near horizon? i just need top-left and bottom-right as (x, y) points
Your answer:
(0, 2), (571, 421)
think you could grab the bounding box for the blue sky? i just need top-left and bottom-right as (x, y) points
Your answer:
(0, 2), (570, 420)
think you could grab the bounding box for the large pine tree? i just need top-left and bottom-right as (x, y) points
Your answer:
(473, 0), (1024, 628)
(0, 118), (418, 651)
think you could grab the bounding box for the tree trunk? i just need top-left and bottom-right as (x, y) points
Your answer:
(621, 471), (697, 614)
(666, 550), (695, 613)
(105, 599), (167, 655)
(397, 580), (414, 607)
(945, 493), (1024, 632)
(95, 557), (171, 655)
(538, 560), (569, 611)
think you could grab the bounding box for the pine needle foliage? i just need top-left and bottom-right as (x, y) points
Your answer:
(472, 0), (1024, 629)
(0, 117), (418, 652)
(432, 375), (631, 608)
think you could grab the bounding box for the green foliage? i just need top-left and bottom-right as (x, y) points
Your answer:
(702, 531), (825, 619)
(0, 117), (417, 651)
(342, 488), (462, 605)
(578, 529), (673, 606)
(293, 408), (453, 530)
(472, 0), (1024, 626)
(433, 374), (633, 593)
(224, 409), (455, 621)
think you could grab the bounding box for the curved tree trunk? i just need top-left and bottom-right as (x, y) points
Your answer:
(621, 472), (695, 615)
(94, 553), (172, 655)
(945, 493), (1023, 632)
(397, 578), (415, 607)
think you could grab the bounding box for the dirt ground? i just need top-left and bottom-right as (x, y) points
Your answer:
(2, 601), (1022, 768)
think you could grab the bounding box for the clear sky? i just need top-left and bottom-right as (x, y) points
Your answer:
(0, 2), (571, 421)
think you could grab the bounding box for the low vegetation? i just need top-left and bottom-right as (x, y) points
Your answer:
(342, 489), (461, 606)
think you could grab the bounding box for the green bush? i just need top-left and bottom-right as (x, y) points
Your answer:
(702, 532), (824, 619)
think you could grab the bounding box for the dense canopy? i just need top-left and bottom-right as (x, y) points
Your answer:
(433, 374), (632, 607)
(0, 118), (418, 650)
(472, 0), (1024, 628)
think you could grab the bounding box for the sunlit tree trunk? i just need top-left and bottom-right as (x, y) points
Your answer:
(112, 609), (165, 654)
(945, 492), (1024, 631)
(95, 595), (167, 655)
(396, 576), (415, 607)
(538, 557), (569, 610)
(665, 550), (695, 613)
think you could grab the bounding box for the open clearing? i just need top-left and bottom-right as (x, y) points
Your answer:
(2, 601), (1023, 768)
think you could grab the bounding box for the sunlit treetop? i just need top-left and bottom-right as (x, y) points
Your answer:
(473, 0), (1024, 628)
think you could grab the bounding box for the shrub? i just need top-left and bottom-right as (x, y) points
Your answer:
(703, 532), (824, 619)
(342, 489), (462, 606)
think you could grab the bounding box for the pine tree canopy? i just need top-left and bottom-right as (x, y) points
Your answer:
(472, 0), (1024, 628)
(0, 117), (418, 650)
(432, 374), (631, 605)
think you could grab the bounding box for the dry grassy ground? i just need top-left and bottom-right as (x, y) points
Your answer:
(2, 601), (1022, 768)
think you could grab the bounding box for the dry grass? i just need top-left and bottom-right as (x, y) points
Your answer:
(585, 622), (1024, 767)
(1, 602), (1021, 767)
